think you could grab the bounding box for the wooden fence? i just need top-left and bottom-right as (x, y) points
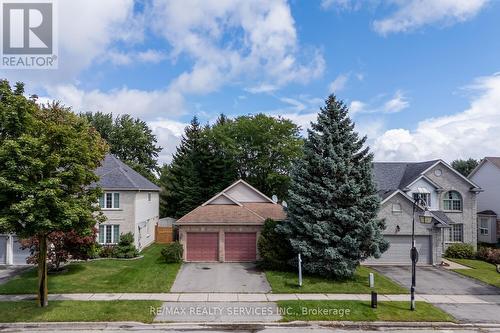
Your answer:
(155, 225), (173, 244)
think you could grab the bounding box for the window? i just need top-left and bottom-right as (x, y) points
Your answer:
(448, 224), (463, 242)
(443, 191), (462, 211)
(99, 192), (120, 209)
(148, 193), (152, 202)
(413, 192), (431, 207)
(392, 203), (402, 214)
(98, 225), (120, 244)
(479, 218), (489, 235)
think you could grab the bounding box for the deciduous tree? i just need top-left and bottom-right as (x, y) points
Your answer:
(0, 83), (107, 306)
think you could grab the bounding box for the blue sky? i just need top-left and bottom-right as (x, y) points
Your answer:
(3, 0), (500, 164)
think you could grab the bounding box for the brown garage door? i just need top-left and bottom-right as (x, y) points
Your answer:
(186, 233), (218, 261)
(225, 232), (257, 262)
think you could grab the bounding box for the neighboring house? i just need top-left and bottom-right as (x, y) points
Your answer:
(176, 179), (286, 262)
(468, 157), (500, 244)
(0, 154), (160, 266)
(366, 160), (481, 265)
(95, 154), (160, 251)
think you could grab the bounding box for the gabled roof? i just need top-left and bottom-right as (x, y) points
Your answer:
(373, 160), (480, 201)
(94, 154), (160, 191)
(469, 157), (500, 178)
(177, 179), (286, 225)
(373, 160), (438, 197)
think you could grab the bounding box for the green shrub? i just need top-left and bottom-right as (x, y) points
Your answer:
(445, 243), (474, 259)
(257, 218), (294, 271)
(114, 232), (139, 258)
(161, 242), (183, 263)
(98, 245), (116, 258)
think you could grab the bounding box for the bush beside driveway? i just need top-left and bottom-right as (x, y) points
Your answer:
(0, 244), (181, 294)
(266, 266), (407, 294)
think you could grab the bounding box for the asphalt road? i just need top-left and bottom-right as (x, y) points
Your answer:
(1, 325), (499, 333)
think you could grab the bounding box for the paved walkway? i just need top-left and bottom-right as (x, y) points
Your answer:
(1, 293), (499, 304)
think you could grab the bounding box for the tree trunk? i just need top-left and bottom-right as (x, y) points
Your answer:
(37, 234), (48, 307)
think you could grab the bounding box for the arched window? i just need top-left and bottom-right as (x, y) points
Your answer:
(443, 191), (462, 211)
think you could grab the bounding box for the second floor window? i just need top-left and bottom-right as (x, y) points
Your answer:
(479, 218), (489, 235)
(413, 192), (430, 207)
(443, 191), (462, 211)
(99, 192), (120, 209)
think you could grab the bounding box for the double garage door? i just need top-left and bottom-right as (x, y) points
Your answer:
(364, 235), (432, 265)
(186, 232), (256, 262)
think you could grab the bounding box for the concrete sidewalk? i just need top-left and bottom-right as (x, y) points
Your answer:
(0, 293), (498, 304)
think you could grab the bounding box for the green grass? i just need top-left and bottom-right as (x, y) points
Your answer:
(0, 301), (162, 323)
(266, 266), (407, 294)
(277, 300), (455, 322)
(449, 258), (500, 288)
(0, 244), (181, 294)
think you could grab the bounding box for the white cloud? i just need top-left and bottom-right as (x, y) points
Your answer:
(321, 0), (364, 11)
(373, 73), (500, 161)
(148, 118), (189, 164)
(149, 0), (324, 95)
(328, 74), (349, 93)
(43, 85), (186, 119)
(105, 49), (167, 66)
(5, 0), (141, 88)
(382, 90), (409, 113)
(373, 0), (489, 35)
(349, 90), (409, 115)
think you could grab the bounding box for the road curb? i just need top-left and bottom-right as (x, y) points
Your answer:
(1, 321), (500, 331)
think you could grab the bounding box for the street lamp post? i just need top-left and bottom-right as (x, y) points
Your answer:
(411, 197), (433, 311)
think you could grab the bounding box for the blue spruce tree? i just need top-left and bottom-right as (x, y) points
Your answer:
(279, 95), (388, 279)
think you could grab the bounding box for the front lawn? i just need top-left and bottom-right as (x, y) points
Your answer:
(277, 300), (455, 322)
(0, 244), (181, 294)
(0, 301), (161, 323)
(449, 259), (500, 288)
(266, 266), (407, 294)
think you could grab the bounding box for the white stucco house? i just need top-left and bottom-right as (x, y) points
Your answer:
(0, 154), (160, 266)
(468, 157), (500, 244)
(94, 154), (160, 251)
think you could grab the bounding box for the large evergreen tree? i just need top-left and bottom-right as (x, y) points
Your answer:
(279, 95), (388, 279)
(159, 117), (237, 218)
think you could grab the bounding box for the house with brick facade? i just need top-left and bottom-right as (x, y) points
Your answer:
(176, 179), (286, 262)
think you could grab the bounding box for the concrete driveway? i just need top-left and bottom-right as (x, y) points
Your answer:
(371, 266), (500, 295)
(171, 263), (271, 293)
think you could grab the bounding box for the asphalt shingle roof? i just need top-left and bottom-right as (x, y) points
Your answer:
(372, 160), (439, 197)
(94, 154), (160, 191)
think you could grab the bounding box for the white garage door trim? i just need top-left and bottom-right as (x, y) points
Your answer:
(365, 235), (432, 265)
(0, 236), (7, 265)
